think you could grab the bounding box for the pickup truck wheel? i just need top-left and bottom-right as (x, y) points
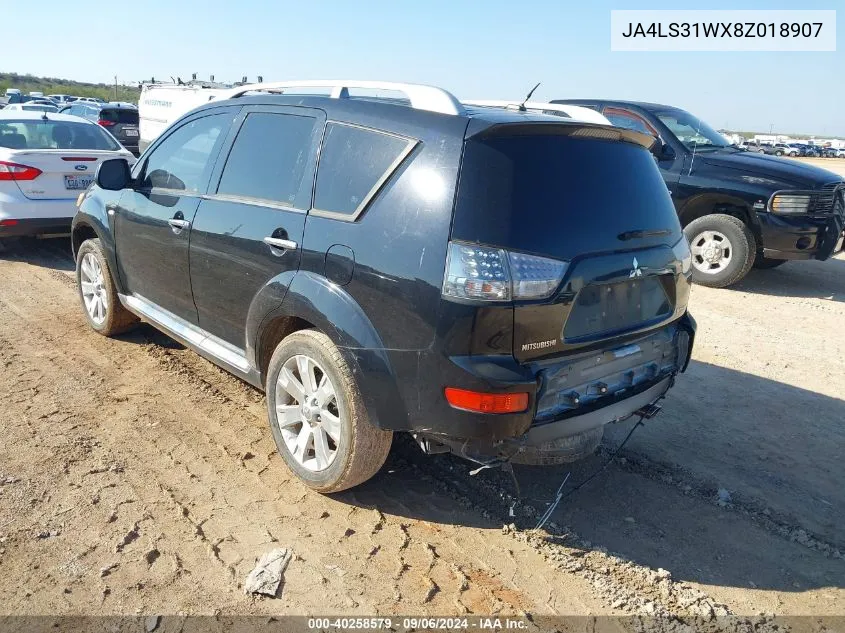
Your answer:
(266, 330), (392, 493)
(75, 238), (138, 336)
(684, 214), (756, 288)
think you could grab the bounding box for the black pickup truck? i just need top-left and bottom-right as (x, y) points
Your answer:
(554, 99), (845, 287)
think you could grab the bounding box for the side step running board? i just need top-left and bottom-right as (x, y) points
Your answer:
(119, 293), (261, 388)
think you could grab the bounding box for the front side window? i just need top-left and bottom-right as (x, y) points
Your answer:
(314, 122), (414, 218)
(216, 112), (316, 206)
(141, 113), (230, 192)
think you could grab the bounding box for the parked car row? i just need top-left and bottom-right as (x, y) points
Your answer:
(742, 140), (844, 158)
(2, 80), (842, 493)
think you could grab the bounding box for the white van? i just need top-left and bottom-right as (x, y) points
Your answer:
(138, 82), (232, 152)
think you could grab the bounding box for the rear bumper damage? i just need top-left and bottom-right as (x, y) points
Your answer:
(416, 313), (696, 463)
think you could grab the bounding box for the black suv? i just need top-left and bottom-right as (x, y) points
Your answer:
(71, 81), (695, 492)
(61, 102), (140, 156)
(555, 100), (845, 286)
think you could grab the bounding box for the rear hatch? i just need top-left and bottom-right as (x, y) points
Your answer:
(98, 108), (139, 145)
(0, 117), (127, 200)
(451, 123), (690, 362)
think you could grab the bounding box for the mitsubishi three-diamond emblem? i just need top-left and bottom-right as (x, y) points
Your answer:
(630, 257), (643, 278)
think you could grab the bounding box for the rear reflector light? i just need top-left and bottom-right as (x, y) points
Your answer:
(445, 388), (529, 414)
(62, 157), (97, 161)
(97, 119), (116, 127)
(0, 219), (19, 226)
(442, 241), (568, 302)
(0, 161), (43, 181)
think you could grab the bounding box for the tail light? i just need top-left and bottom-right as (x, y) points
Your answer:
(442, 241), (568, 302)
(444, 388), (529, 414)
(97, 119), (116, 127)
(0, 161), (42, 181)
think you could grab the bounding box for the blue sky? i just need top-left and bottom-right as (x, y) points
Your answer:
(4, 0), (843, 135)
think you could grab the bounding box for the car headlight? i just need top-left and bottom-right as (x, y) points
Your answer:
(770, 194), (811, 214)
(672, 237), (692, 276)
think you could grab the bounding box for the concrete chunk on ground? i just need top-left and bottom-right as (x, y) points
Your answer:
(243, 547), (292, 597)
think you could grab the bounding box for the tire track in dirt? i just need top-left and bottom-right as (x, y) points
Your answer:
(1, 240), (841, 623)
(0, 248), (602, 617)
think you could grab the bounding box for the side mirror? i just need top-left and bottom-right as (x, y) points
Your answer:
(648, 137), (674, 161)
(656, 142), (675, 161)
(96, 159), (131, 191)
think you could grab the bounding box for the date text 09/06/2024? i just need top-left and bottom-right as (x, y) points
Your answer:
(307, 617), (528, 630)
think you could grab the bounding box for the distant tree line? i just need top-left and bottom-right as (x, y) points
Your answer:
(0, 72), (140, 104)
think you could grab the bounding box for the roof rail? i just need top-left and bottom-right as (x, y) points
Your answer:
(217, 80), (465, 116)
(462, 100), (611, 125)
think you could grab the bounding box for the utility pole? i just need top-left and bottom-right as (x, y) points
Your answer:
(114, 75), (118, 101)
(769, 123), (774, 134)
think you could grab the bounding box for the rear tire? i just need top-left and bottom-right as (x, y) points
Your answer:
(684, 214), (756, 288)
(266, 330), (392, 493)
(75, 238), (138, 336)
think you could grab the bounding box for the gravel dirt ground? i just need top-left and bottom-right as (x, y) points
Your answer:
(0, 161), (843, 624)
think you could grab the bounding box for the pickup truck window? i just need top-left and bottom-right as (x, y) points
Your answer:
(652, 108), (729, 150)
(603, 108), (656, 136)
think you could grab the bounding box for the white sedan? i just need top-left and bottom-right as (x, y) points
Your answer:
(4, 102), (59, 114)
(1, 111), (135, 238)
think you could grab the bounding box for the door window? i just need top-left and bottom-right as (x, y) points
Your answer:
(216, 112), (317, 206)
(141, 113), (230, 192)
(603, 108), (657, 136)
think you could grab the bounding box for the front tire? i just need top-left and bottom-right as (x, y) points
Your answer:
(266, 330), (392, 493)
(684, 214), (756, 288)
(76, 238), (138, 336)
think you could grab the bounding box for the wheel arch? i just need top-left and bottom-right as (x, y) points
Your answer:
(678, 193), (761, 247)
(71, 214), (125, 294)
(249, 271), (408, 431)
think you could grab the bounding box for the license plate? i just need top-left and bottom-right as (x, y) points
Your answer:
(124, 129), (139, 137)
(65, 175), (94, 190)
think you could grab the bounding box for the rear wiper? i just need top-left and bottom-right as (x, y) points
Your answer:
(617, 229), (672, 241)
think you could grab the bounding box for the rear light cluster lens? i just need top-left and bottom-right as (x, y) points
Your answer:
(0, 161), (42, 181)
(442, 241), (568, 302)
(672, 237), (692, 276)
(97, 119), (116, 127)
(444, 388), (529, 414)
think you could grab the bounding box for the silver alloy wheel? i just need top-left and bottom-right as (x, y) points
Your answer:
(275, 354), (342, 472)
(80, 252), (108, 324)
(690, 230), (733, 274)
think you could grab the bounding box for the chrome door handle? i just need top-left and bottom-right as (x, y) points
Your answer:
(263, 237), (298, 251)
(168, 218), (190, 230)
(106, 204), (116, 216)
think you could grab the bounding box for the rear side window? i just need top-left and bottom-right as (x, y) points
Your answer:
(314, 122), (414, 218)
(99, 108), (138, 124)
(216, 112), (316, 206)
(141, 113), (230, 192)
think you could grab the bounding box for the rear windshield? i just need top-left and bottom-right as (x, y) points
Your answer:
(452, 133), (682, 259)
(99, 108), (138, 124)
(0, 120), (120, 150)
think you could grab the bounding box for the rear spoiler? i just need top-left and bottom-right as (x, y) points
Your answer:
(467, 121), (658, 151)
